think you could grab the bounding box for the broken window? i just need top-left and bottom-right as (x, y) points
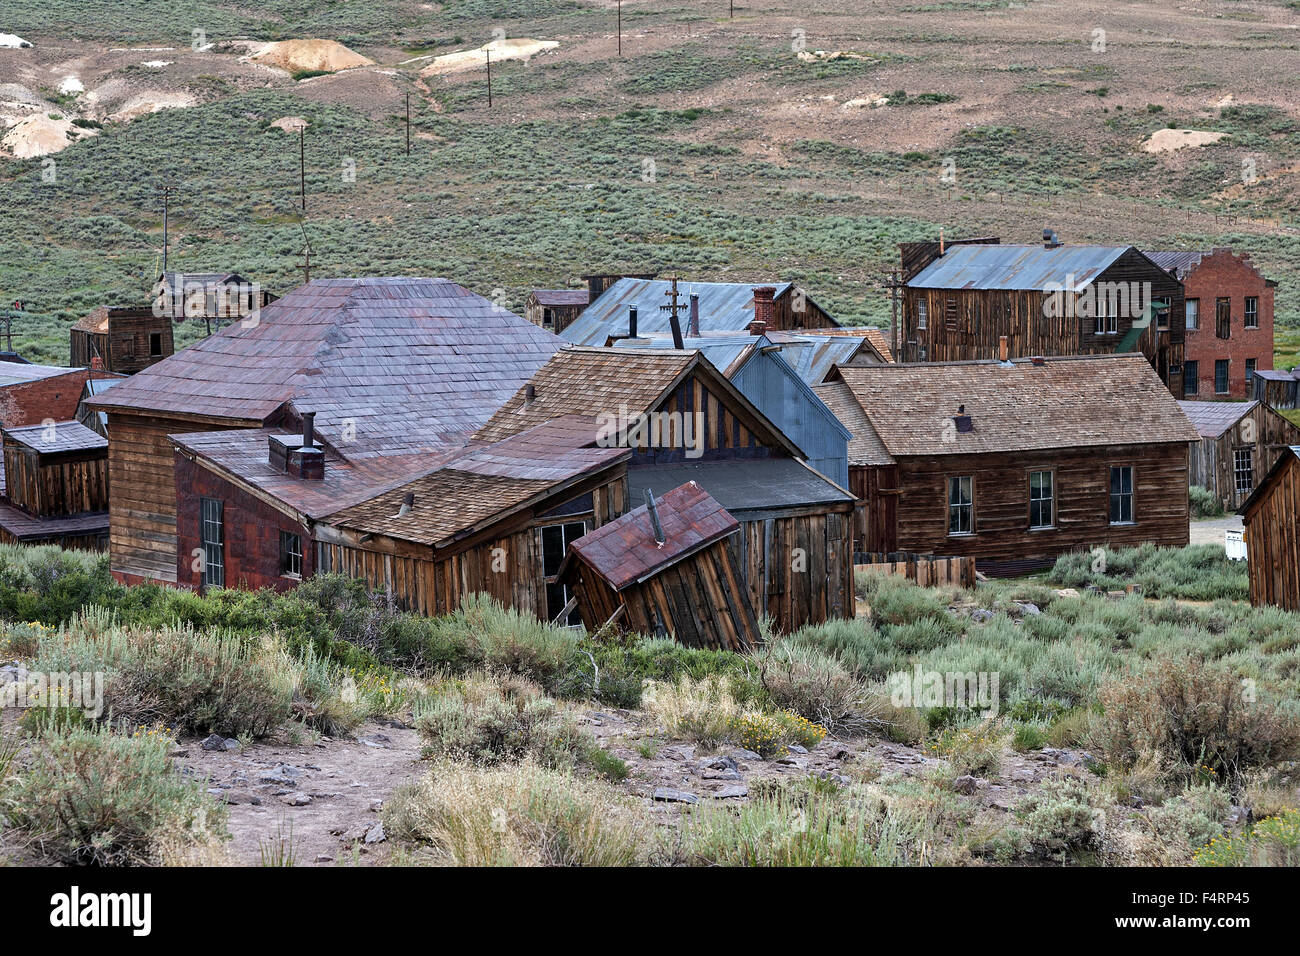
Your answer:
(542, 521), (587, 626)
(280, 530), (302, 578)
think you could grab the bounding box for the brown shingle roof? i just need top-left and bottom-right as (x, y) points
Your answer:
(88, 278), (563, 457)
(564, 481), (738, 590)
(531, 289), (590, 307)
(813, 380), (894, 466)
(71, 306), (111, 334)
(834, 354), (1199, 456)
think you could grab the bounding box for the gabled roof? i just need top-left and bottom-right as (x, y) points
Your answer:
(72, 305), (158, 334)
(562, 278), (836, 346)
(907, 244), (1135, 291)
(530, 289), (590, 307)
(1239, 447), (1300, 516)
(781, 327), (893, 364)
(1178, 400), (1259, 439)
(1251, 369), (1299, 382)
(832, 354), (1200, 456)
(473, 346), (805, 458)
(3, 419), (106, 455)
(610, 334), (759, 376)
(813, 380), (895, 466)
(563, 481), (738, 591)
(1143, 250), (1207, 280)
(87, 277), (563, 457)
(0, 361), (84, 387)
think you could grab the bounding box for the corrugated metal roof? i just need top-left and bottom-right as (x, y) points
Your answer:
(1178, 400), (1257, 439)
(774, 334), (872, 385)
(561, 278), (794, 346)
(907, 244), (1131, 291)
(1144, 250), (1207, 280)
(1252, 369), (1299, 382)
(610, 334), (758, 376)
(0, 361), (81, 387)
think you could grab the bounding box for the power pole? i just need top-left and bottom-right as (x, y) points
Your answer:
(618, 1), (622, 56)
(405, 92), (411, 155)
(485, 47), (492, 108)
(299, 125), (307, 212)
(159, 184), (176, 277)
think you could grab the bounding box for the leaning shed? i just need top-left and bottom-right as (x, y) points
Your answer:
(84, 277), (564, 586)
(0, 420), (109, 550)
(560, 278), (838, 346)
(525, 289), (590, 333)
(476, 347), (856, 632)
(824, 355), (1199, 574)
(1239, 447), (1300, 611)
(900, 239), (1186, 397)
(558, 482), (760, 651)
(69, 306), (174, 374)
(1180, 400), (1300, 511)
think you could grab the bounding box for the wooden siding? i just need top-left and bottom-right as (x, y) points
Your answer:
(872, 442), (1190, 573)
(1243, 454), (1300, 611)
(854, 552), (978, 589)
(567, 538), (759, 651)
(2, 442), (108, 517)
(637, 370), (778, 464)
(848, 464), (898, 553)
(1188, 405), (1300, 511)
(727, 509), (854, 633)
(773, 288), (837, 330)
(70, 309), (174, 375)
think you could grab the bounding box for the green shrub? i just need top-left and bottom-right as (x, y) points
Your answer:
(1016, 776), (1104, 857)
(1195, 809), (1300, 867)
(758, 641), (876, 734)
(927, 722), (1006, 776)
(1189, 485), (1225, 519)
(642, 674), (740, 749)
(3, 725), (224, 865)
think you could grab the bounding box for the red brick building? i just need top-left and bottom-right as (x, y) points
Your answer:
(1146, 249), (1276, 400)
(0, 362), (122, 428)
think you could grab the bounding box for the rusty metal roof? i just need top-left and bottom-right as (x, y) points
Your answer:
(87, 278), (564, 458)
(907, 244), (1131, 291)
(561, 278), (796, 346)
(564, 481), (738, 591)
(1143, 250), (1207, 280)
(3, 419), (106, 455)
(530, 289), (590, 307)
(1177, 400), (1258, 439)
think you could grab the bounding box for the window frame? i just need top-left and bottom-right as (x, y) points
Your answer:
(1183, 359), (1199, 396)
(1233, 447), (1254, 496)
(1027, 469), (1055, 530)
(1245, 358), (1256, 383)
(200, 497), (225, 589)
(1215, 359), (1230, 395)
(916, 299), (928, 330)
(1108, 465), (1135, 526)
(1185, 297), (1199, 331)
(1216, 297), (1231, 339)
(1244, 296), (1259, 329)
(540, 520), (588, 627)
(279, 530), (303, 579)
(148, 331), (164, 357)
(947, 475), (974, 537)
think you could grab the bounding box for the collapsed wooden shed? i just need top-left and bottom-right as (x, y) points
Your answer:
(558, 481), (759, 651)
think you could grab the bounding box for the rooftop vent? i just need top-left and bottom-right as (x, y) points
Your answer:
(644, 487), (666, 547)
(954, 404), (973, 433)
(1043, 228), (1062, 249)
(269, 411), (324, 479)
(688, 293), (701, 338)
(628, 305), (638, 339)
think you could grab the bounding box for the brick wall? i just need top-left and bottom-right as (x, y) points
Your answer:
(174, 452), (312, 592)
(1181, 249), (1274, 400)
(0, 369), (117, 427)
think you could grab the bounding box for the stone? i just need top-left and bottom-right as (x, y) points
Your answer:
(787, 744), (809, 755)
(652, 787), (698, 804)
(953, 775), (979, 795)
(661, 745), (695, 762)
(712, 785), (749, 799)
(364, 822), (386, 845)
(733, 748), (763, 762)
(212, 790), (262, 806)
(1053, 588), (1080, 599)
(259, 764), (303, 787)
(358, 734), (391, 749)
(775, 755), (806, 768)
(201, 733), (227, 751)
(314, 855), (334, 863)
(282, 793), (313, 807)
(224, 738), (240, 751)
(701, 769), (742, 781)
(701, 754), (738, 772)
(1016, 602), (1042, 616)
(971, 609), (994, 624)
(369, 799), (384, 813)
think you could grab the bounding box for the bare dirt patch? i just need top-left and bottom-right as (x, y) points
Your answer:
(249, 39), (374, 75)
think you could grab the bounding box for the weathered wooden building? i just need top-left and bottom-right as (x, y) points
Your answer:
(821, 355), (1199, 573)
(900, 237), (1186, 397)
(0, 419), (109, 550)
(525, 289), (590, 334)
(561, 279), (839, 347)
(70, 306), (174, 374)
(154, 272), (277, 325)
(476, 346), (856, 631)
(1250, 369), (1299, 410)
(84, 277), (565, 586)
(558, 481), (760, 651)
(1239, 447), (1300, 611)
(1180, 400), (1300, 511)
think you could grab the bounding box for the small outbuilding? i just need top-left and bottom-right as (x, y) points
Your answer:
(558, 482), (759, 651)
(525, 289), (590, 333)
(1180, 400), (1300, 511)
(0, 419), (109, 550)
(70, 306), (174, 374)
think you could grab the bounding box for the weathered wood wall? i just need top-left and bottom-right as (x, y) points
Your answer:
(774, 289), (838, 330)
(1188, 404), (1300, 511)
(848, 464), (898, 553)
(853, 552), (978, 589)
(2, 443), (108, 517)
(1242, 454), (1300, 611)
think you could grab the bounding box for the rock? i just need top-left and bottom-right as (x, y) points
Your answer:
(201, 733), (227, 751)
(364, 822), (386, 845)
(971, 609), (994, 624)
(733, 748), (763, 762)
(1226, 805), (1248, 825)
(1015, 602), (1042, 616)
(661, 745), (695, 762)
(1053, 588), (1080, 599)
(314, 854), (334, 863)
(282, 793), (312, 807)
(829, 747), (855, 760)
(818, 771), (851, 785)
(712, 785), (749, 799)
(701, 769), (742, 781)
(776, 755), (805, 768)
(953, 775), (979, 795)
(368, 799), (384, 813)
(652, 787), (698, 804)
(259, 764), (303, 787)
(358, 734), (391, 749)
(224, 738), (240, 751)
(1128, 795), (1146, 809)
(379, 718), (413, 730)
(212, 790), (262, 806)
(787, 744), (809, 755)
(701, 755), (738, 772)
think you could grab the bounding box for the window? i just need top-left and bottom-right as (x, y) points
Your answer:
(1234, 447), (1254, 496)
(1185, 298), (1198, 331)
(1094, 298), (1117, 335)
(542, 307), (554, 329)
(280, 530), (302, 578)
(1245, 297), (1258, 329)
(1245, 358), (1256, 382)
(1183, 360), (1199, 396)
(945, 296), (958, 332)
(1215, 359), (1229, 395)
(918, 345), (928, 362)
(1109, 466), (1134, 525)
(1156, 304), (1169, 330)
(200, 497), (224, 589)
(916, 300), (927, 330)
(541, 521), (587, 626)
(947, 476), (973, 536)
(1028, 470), (1054, 529)
(1216, 297), (1231, 339)
(149, 332), (163, 357)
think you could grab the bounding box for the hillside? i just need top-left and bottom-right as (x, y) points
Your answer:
(0, 0), (1297, 363)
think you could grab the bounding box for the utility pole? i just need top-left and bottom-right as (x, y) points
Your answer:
(618, 1), (622, 56)
(405, 92), (411, 155)
(299, 125), (307, 212)
(880, 270), (904, 361)
(296, 220), (315, 288)
(485, 47), (492, 108)
(159, 184), (176, 278)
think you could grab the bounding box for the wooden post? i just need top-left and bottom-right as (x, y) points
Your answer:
(618, 0), (622, 56)
(299, 125), (306, 212)
(486, 47), (492, 108)
(405, 92), (411, 155)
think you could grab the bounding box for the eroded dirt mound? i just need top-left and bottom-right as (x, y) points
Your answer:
(1, 114), (93, 157)
(250, 39), (374, 74)
(421, 38), (558, 77)
(1142, 128), (1227, 153)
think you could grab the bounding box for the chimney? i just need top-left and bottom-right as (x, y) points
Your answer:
(954, 404), (973, 433)
(269, 413), (324, 479)
(302, 411), (315, 448)
(939, 228), (945, 255)
(644, 488), (666, 547)
(395, 491), (415, 518)
(1043, 228), (1062, 249)
(751, 286), (776, 335)
(89, 355), (103, 371)
(628, 306), (638, 339)
(999, 335), (1009, 363)
(525, 383), (536, 405)
(668, 310), (685, 350)
(688, 293), (700, 338)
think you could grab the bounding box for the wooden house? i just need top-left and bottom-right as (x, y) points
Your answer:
(1239, 447), (1300, 610)
(153, 272), (277, 325)
(525, 289), (590, 334)
(1180, 400), (1300, 511)
(475, 346), (856, 632)
(1146, 248), (1276, 400)
(84, 277), (565, 586)
(820, 354), (1200, 573)
(899, 237), (1186, 397)
(1250, 369), (1299, 410)
(171, 416), (630, 618)
(561, 279), (839, 347)
(558, 481), (760, 651)
(70, 306), (174, 374)
(0, 420), (108, 550)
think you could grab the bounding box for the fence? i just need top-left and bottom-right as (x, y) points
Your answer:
(853, 551), (977, 589)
